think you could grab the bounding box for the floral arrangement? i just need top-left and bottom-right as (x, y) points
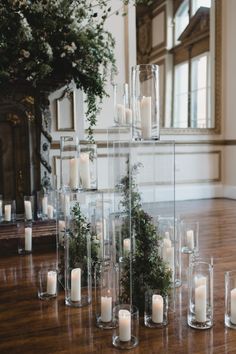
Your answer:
(0, 0), (151, 140)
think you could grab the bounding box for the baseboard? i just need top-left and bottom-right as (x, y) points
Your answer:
(224, 185), (236, 199)
(175, 183), (224, 201)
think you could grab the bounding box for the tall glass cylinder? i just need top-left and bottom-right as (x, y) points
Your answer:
(131, 64), (160, 140)
(24, 195), (34, 222)
(79, 143), (97, 190)
(225, 270), (236, 329)
(65, 192), (92, 307)
(95, 260), (119, 329)
(188, 261), (213, 329)
(60, 136), (80, 191)
(113, 83), (132, 126)
(181, 220), (199, 254)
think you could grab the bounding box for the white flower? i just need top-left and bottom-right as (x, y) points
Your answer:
(64, 42), (77, 54)
(60, 52), (66, 58)
(20, 49), (30, 58)
(44, 42), (53, 58)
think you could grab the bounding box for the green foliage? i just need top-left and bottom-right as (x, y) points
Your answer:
(119, 161), (172, 314)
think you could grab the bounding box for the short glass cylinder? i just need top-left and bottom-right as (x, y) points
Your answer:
(79, 143), (97, 190)
(65, 198), (92, 307)
(3, 200), (16, 222)
(95, 260), (119, 329)
(144, 289), (168, 328)
(112, 304), (139, 350)
(37, 191), (56, 220)
(38, 269), (58, 300)
(60, 136), (80, 191)
(113, 83), (132, 126)
(225, 270), (236, 329)
(24, 195), (34, 222)
(131, 64), (160, 140)
(18, 222), (33, 255)
(187, 261), (213, 329)
(181, 221), (199, 254)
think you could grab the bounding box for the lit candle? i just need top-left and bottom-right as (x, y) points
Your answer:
(140, 96), (152, 139)
(152, 294), (164, 324)
(4, 204), (11, 221)
(46, 271), (57, 295)
(101, 295), (112, 322)
(195, 284), (207, 322)
(24, 227), (32, 252)
(71, 268), (81, 302)
(69, 157), (79, 190)
(24, 200), (32, 220)
(186, 230), (194, 250)
(79, 152), (90, 189)
(125, 108), (132, 125)
(119, 309), (131, 342)
(231, 288), (236, 324)
(42, 196), (48, 215)
(47, 205), (54, 219)
(116, 104), (126, 124)
(123, 238), (131, 254)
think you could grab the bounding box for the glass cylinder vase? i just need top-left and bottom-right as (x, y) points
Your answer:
(95, 260), (119, 329)
(187, 260), (213, 329)
(112, 304), (139, 350)
(181, 220), (199, 254)
(60, 136), (80, 191)
(24, 195), (35, 222)
(3, 200), (16, 223)
(79, 143), (97, 190)
(65, 192), (92, 307)
(131, 64), (160, 140)
(225, 270), (236, 329)
(0, 194), (3, 222)
(144, 289), (168, 328)
(37, 191), (56, 220)
(113, 83), (132, 126)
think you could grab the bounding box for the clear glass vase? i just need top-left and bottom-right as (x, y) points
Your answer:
(187, 260), (213, 329)
(95, 260), (119, 329)
(225, 270), (236, 329)
(113, 83), (132, 126)
(79, 143), (97, 190)
(131, 64), (160, 140)
(3, 200), (16, 223)
(181, 220), (199, 254)
(24, 195), (34, 222)
(144, 289), (168, 328)
(60, 136), (80, 191)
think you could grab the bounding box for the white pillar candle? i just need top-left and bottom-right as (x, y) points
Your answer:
(231, 288), (236, 324)
(71, 268), (81, 302)
(119, 309), (131, 342)
(125, 108), (132, 125)
(79, 152), (91, 189)
(195, 284), (207, 322)
(123, 238), (131, 254)
(101, 296), (112, 322)
(195, 276), (207, 288)
(46, 271), (57, 295)
(4, 204), (11, 221)
(64, 195), (70, 217)
(42, 196), (48, 215)
(24, 227), (32, 252)
(24, 200), (32, 220)
(58, 220), (65, 243)
(0, 200), (3, 217)
(140, 96), (152, 139)
(47, 205), (54, 219)
(69, 157), (79, 190)
(186, 230), (194, 250)
(162, 238), (172, 260)
(116, 104), (126, 124)
(164, 231), (170, 240)
(152, 294), (164, 324)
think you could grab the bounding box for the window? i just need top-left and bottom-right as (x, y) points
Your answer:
(191, 0), (211, 16)
(174, 0), (189, 45)
(190, 53), (211, 128)
(173, 61), (189, 128)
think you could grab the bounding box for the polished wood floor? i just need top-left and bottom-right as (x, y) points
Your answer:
(1, 198), (236, 354)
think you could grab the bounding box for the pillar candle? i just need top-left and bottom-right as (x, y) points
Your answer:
(47, 205), (54, 219)
(42, 196), (48, 215)
(24, 200), (32, 220)
(79, 152), (90, 189)
(162, 238), (172, 260)
(58, 220), (65, 243)
(64, 195), (70, 217)
(0, 200), (2, 217)
(186, 230), (194, 250)
(4, 204), (11, 221)
(195, 276), (207, 288)
(125, 108), (132, 125)
(140, 96), (152, 139)
(101, 296), (112, 322)
(119, 309), (131, 342)
(152, 294), (164, 324)
(195, 284), (207, 322)
(123, 238), (131, 254)
(71, 268), (81, 302)
(24, 227), (32, 252)
(46, 271), (57, 295)
(164, 231), (170, 240)
(69, 157), (79, 190)
(116, 104), (126, 124)
(231, 288), (236, 324)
